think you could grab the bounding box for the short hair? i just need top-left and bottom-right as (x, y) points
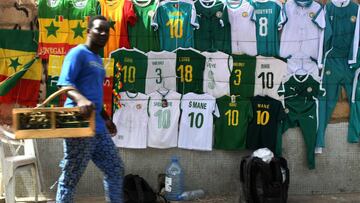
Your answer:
(88, 15), (108, 29)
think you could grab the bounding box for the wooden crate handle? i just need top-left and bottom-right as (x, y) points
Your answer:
(36, 86), (77, 108)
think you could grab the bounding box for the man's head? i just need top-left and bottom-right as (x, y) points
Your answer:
(86, 15), (110, 48)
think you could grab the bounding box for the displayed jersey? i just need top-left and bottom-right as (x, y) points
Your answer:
(323, 0), (360, 65)
(145, 51), (177, 94)
(38, 0), (69, 59)
(229, 54), (256, 98)
(214, 95), (253, 150)
(178, 92), (219, 151)
(254, 56), (287, 103)
(227, 0), (257, 56)
(194, 0), (231, 53)
(68, 0), (97, 48)
(112, 91), (149, 148)
(147, 90), (182, 148)
(251, 0), (284, 56)
(111, 48), (148, 103)
(103, 57), (115, 116)
(278, 74), (325, 169)
(246, 95), (285, 154)
(175, 48), (206, 94)
(317, 0), (360, 151)
(349, 68), (360, 145)
(152, 0), (199, 51)
(98, 0), (137, 57)
(47, 55), (65, 106)
(128, 0), (160, 52)
(202, 51), (233, 98)
(280, 0), (325, 75)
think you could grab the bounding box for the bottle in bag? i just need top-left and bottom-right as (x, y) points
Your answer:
(165, 156), (184, 201)
(178, 189), (205, 200)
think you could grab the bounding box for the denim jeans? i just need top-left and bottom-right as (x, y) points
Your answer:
(56, 134), (124, 203)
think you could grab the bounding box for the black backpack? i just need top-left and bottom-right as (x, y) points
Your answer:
(124, 174), (157, 203)
(240, 155), (289, 203)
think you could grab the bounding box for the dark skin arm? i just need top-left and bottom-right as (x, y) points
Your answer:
(62, 86), (117, 136)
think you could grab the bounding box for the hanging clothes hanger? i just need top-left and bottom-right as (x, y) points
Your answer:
(132, 0), (153, 7)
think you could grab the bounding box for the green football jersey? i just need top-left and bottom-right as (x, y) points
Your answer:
(152, 0), (199, 51)
(251, 0), (283, 56)
(111, 48), (148, 97)
(324, 1), (359, 63)
(229, 54), (256, 98)
(214, 95), (253, 150)
(176, 48), (206, 94)
(129, 0), (160, 52)
(194, 0), (231, 53)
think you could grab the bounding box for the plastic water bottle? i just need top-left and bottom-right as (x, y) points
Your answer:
(178, 189), (205, 200)
(165, 156), (184, 201)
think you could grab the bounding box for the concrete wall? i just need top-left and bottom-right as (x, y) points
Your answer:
(34, 122), (360, 199)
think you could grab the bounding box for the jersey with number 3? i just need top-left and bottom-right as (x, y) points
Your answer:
(152, 0), (199, 51)
(147, 90), (181, 148)
(178, 93), (219, 151)
(251, 0), (284, 56)
(146, 51), (177, 94)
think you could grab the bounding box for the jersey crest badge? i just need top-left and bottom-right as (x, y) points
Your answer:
(148, 10), (155, 18)
(47, 0), (61, 7)
(309, 12), (315, 18)
(326, 70), (331, 75)
(285, 108), (289, 114)
(216, 11), (223, 18)
(173, 3), (179, 8)
(242, 12), (248, 17)
(136, 104), (142, 109)
(307, 87), (313, 93)
(351, 16), (357, 23)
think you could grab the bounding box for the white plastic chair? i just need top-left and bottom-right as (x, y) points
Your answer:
(0, 129), (39, 203)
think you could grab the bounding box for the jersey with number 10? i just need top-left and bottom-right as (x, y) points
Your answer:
(214, 95), (253, 150)
(147, 90), (182, 148)
(152, 0), (199, 51)
(251, 0), (283, 56)
(110, 48), (148, 102)
(178, 93), (219, 151)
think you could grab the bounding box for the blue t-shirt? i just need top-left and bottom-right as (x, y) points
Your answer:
(57, 44), (106, 133)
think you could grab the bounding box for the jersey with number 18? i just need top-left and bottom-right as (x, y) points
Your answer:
(178, 92), (219, 151)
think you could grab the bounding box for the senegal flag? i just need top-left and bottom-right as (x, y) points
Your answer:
(0, 30), (42, 107)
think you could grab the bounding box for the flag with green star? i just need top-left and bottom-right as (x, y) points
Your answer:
(0, 30), (42, 106)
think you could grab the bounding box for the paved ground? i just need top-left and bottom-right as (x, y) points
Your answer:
(2, 193), (360, 202)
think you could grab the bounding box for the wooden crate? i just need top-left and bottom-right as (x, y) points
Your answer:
(12, 107), (95, 139)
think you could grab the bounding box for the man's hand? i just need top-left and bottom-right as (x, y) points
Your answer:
(77, 98), (95, 118)
(105, 119), (117, 137)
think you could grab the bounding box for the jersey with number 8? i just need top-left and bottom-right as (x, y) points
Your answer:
(251, 0), (284, 56)
(178, 92), (219, 151)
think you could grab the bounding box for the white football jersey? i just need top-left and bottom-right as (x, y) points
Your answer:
(202, 51), (233, 98)
(178, 92), (219, 151)
(112, 92), (149, 149)
(145, 51), (177, 94)
(227, 0), (257, 56)
(147, 90), (182, 148)
(280, 0), (325, 74)
(254, 56), (287, 104)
